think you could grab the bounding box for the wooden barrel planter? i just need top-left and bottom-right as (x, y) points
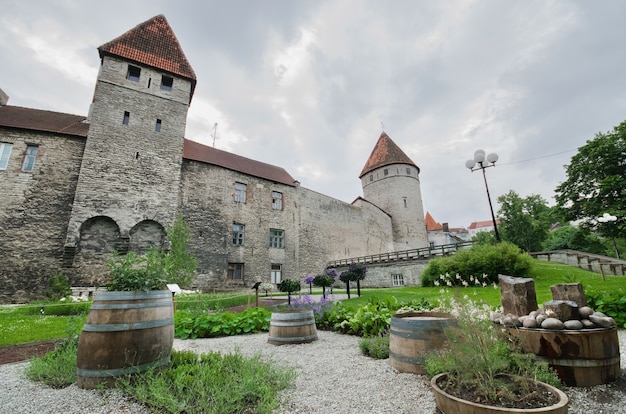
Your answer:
(268, 310), (318, 345)
(506, 327), (620, 387)
(76, 290), (174, 389)
(389, 311), (456, 374)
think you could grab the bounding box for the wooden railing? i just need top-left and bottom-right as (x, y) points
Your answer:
(327, 241), (474, 267)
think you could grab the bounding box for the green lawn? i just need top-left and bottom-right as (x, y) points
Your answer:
(1, 259), (622, 346)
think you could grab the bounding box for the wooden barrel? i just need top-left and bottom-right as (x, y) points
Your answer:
(268, 310), (318, 345)
(76, 290), (174, 389)
(507, 326), (620, 387)
(389, 311), (455, 374)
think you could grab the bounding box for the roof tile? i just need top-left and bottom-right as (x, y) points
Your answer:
(98, 15), (196, 90)
(359, 132), (418, 177)
(0, 106), (88, 137)
(183, 140), (297, 187)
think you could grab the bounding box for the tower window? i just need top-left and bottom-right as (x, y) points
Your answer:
(369, 174), (373, 182)
(126, 65), (141, 82)
(0, 143), (13, 170)
(403, 197), (407, 208)
(21, 145), (38, 172)
(155, 119), (162, 132)
(123, 111), (130, 125)
(384, 168), (388, 176)
(161, 75), (173, 91)
(406, 168), (411, 175)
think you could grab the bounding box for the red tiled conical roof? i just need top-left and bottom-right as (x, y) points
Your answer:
(359, 132), (419, 178)
(425, 211), (443, 231)
(98, 15), (197, 95)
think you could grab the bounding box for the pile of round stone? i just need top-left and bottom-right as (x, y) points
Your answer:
(491, 306), (617, 330)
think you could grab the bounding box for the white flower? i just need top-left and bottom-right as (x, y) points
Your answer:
(434, 280), (440, 286)
(455, 273), (461, 280)
(446, 280), (452, 287)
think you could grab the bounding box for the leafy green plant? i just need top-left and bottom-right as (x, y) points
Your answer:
(424, 302), (561, 408)
(359, 333), (389, 359)
(586, 289), (626, 328)
(116, 350), (295, 414)
(107, 215), (197, 291)
(421, 241), (533, 287)
(44, 274), (72, 300)
(277, 279), (301, 304)
(25, 318), (82, 388)
(175, 307), (271, 339)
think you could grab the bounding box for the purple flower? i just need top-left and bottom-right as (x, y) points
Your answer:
(304, 275), (314, 284)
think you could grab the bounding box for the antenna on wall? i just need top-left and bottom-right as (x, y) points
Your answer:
(212, 123), (218, 147)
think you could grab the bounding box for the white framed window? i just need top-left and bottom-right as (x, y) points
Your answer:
(272, 191), (283, 210)
(127, 65), (141, 82)
(234, 182), (247, 203)
(392, 274), (404, 287)
(0, 143), (13, 170)
(21, 145), (38, 172)
(232, 223), (245, 245)
(269, 229), (284, 248)
(271, 263), (282, 284)
(227, 263), (244, 281)
(161, 75), (173, 91)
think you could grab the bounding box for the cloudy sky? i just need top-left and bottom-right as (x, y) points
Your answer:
(2, 0), (626, 228)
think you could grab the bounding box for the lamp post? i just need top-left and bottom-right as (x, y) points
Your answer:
(465, 149), (501, 242)
(598, 213), (620, 259)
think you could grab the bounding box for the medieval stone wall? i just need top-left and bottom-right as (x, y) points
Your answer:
(0, 129), (85, 302)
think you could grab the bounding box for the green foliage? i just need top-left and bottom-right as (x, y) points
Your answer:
(586, 289), (626, 328)
(164, 214), (197, 288)
(312, 274), (334, 288)
(116, 350), (295, 414)
(45, 274), (72, 300)
(424, 307), (561, 405)
(339, 262), (368, 282)
(174, 307), (271, 339)
(107, 215), (197, 291)
(555, 121), (626, 238)
(472, 231), (497, 245)
(421, 242), (533, 286)
(359, 333), (390, 359)
(317, 296), (432, 337)
(541, 224), (606, 254)
(497, 190), (552, 252)
(25, 318), (82, 388)
(277, 279), (301, 294)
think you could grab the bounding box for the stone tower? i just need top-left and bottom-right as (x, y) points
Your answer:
(64, 15), (196, 277)
(360, 132), (428, 251)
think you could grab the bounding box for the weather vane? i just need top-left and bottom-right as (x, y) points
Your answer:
(380, 120), (385, 132)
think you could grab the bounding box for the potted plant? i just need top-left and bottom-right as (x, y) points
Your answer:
(76, 215), (197, 389)
(277, 279), (301, 305)
(424, 303), (569, 413)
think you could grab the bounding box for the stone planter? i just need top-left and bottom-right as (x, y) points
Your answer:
(431, 373), (569, 414)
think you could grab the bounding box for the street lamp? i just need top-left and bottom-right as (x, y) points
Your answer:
(465, 149), (501, 242)
(598, 213), (620, 259)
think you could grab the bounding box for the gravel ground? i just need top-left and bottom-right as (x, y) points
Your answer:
(0, 330), (624, 414)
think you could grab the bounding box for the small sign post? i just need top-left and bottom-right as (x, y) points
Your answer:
(251, 282), (262, 308)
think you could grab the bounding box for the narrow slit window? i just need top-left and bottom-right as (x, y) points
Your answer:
(123, 111), (130, 125)
(0, 143), (13, 170)
(127, 65), (141, 82)
(21, 145), (38, 172)
(155, 119), (162, 132)
(384, 168), (389, 176)
(161, 75), (173, 91)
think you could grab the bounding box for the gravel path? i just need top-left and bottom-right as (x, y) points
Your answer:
(0, 330), (625, 413)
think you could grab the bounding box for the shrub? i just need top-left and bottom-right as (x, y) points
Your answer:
(175, 307), (271, 339)
(586, 289), (626, 328)
(359, 333), (389, 359)
(45, 274), (72, 300)
(421, 242), (533, 287)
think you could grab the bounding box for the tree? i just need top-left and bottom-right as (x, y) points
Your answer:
(555, 121), (626, 238)
(497, 190), (552, 252)
(541, 224), (605, 254)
